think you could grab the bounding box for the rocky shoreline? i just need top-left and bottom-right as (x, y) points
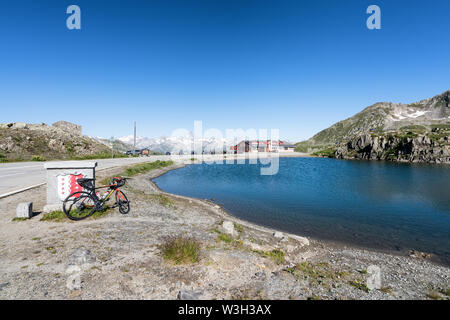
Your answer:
(334, 131), (450, 164)
(0, 161), (449, 300)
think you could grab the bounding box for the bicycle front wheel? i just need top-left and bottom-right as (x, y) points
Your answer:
(115, 190), (130, 214)
(63, 191), (97, 220)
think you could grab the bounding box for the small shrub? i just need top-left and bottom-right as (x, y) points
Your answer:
(426, 291), (442, 300)
(32, 155), (46, 161)
(149, 194), (175, 208)
(12, 217), (28, 222)
(254, 249), (285, 264)
(312, 148), (337, 158)
(234, 223), (244, 234)
(439, 288), (450, 297)
(160, 237), (200, 265)
(348, 280), (370, 293)
(217, 233), (232, 244)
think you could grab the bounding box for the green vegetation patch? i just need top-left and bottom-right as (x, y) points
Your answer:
(312, 148), (337, 158)
(100, 160), (174, 185)
(124, 160), (174, 177)
(348, 280), (370, 293)
(234, 223), (244, 234)
(439, 288), (450, 297)
(286, 261), (352, 285)
(148, 194), (176, 208)
(426, 291), (442, 300)
(40, 207), (113, 222)
(160, 237), (201, 265)
(12, 217), (29, 222)
(31, 155), (46, 161)
(70, 152), (129, 161)
(254, 249), (285, 265)
(217, 233), (233, 244)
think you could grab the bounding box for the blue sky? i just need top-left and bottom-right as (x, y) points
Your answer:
(0, 0), (449, 141)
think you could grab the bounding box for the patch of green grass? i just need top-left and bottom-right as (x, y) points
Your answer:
(439, 288), (450, 297)
(31, 155), (46, 161)
(69, 152), (129, 161)
(40, 210), (66, 222)
(286, 261), (350, 285)
(234, 223), (244, 234)
(379, 287), (393, 295)
(124, 160), (174, 177)
(40, 207), (112, 222)
(12, 217), (29, 222)
(217, 233), (233, 244)
(32, 237), (40, 241)
(148, 194), (176, 208)
(100, 160), (174, 186)
(160, 237), (201, 265)
(426, 291), (442, 300)
(266, 249), (285, 264)
(312, 148), (337, 158)
(348, 280), (370, 293)
(254, 249), (285, 265)
(399, 125), (427, 134)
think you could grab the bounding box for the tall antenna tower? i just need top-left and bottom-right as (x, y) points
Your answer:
(133, 121), (136, 156)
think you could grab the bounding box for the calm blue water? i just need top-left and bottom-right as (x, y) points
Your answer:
(154, 158), (450, 265)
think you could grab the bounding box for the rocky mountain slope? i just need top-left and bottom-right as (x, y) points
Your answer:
(296, 91), (450, 163)
(333, 126), (450, 163)
(296, 90), (450, 153)
(0, 121), (114, 161)
(94, 137), (133, 153)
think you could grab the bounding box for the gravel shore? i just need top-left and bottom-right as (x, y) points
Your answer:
(0, 161), (448, 300)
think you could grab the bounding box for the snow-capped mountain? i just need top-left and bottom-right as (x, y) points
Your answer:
(117, 133), (231, 154)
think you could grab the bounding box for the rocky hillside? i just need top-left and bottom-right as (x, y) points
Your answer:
(296, 90), (450, 153)
(94, 137), (133, 153)
(331, 125), (450, 163)
(0, 121), (115, 161)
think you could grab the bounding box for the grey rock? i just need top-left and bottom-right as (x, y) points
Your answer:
(0, 282), (10, 290)
(16, 202), (33, 219)
(69, 247), (96, 266)
(221, 221), (236, 236)
(273, 231), (284, 239)
(177, 290), (204, 300)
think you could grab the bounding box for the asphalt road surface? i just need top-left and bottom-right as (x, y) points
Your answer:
(0, 156), (171, 197)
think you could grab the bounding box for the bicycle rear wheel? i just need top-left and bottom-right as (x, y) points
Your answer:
(63, 191), (97, 220)
(115, 190), (130, 214)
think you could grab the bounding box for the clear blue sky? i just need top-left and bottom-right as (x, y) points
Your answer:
(1, 0), (449, 141)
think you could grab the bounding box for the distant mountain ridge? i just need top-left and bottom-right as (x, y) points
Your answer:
(117, 134), (294, 154)
(117, 134), (230, 154)
(296, 90), (450, 153)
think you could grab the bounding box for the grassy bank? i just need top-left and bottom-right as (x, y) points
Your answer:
(100, 160), (174, 185)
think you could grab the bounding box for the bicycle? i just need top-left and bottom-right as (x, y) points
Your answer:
(62, 176), (130, 220)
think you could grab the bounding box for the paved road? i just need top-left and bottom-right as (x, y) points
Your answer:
(0, 152), (309, 197)
(0, 156), (171, 197)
